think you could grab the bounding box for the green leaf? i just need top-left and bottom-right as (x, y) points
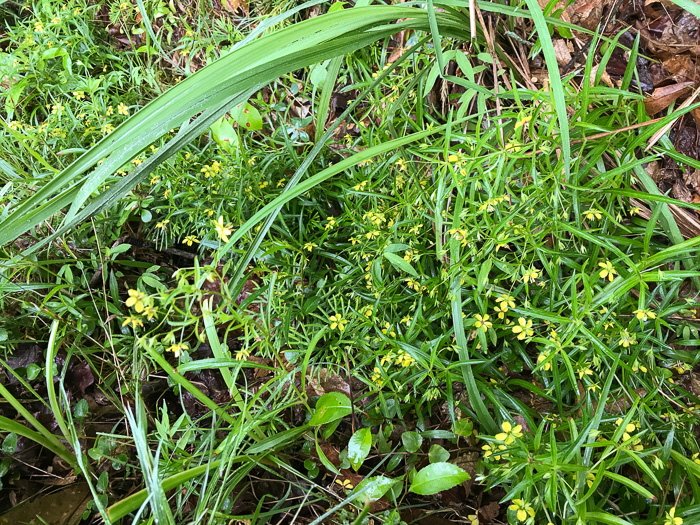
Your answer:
(210, 118), (239, 153)
(351, 476), (398, 501)
(26, 363), (41, 381)
(401, 431), (423, 453)
(409, 462), (470, 495)
(2, 433), (17, 454)
(428, 444), (450, 463)
(310, 392), (352, 426)
(230, 102), (263, 131)
(453, 419), (473, 437)
(348, 428), (372, 471)
(383, 251), (418, 277)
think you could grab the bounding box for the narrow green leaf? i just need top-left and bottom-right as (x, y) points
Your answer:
(348, 428), (372, 471)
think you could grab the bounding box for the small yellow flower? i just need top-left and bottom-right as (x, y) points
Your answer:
(155, 219), (169, 229)
(325, 217), (336, 230)
(183, 235), (199, 246)
(213, 216), (233, 243)
(493, 303), (508, 319)
(125, 289), (148, 313)
(73, 91), (85, 100)
(34, 21), (44, 32)
(203, 208), (215, 217)
(371, 366), (384, 387)
(380, 351), (395, 367)
(633, 309), (656, 321)
(474, 314), (492, 332)
(630, 206), (642, 216)
(664, 507), (683, 525)
(482, 442), (507, 460)
(512, 317), (533, 340)
(448, 154), (459, 163)
(598, 260), (617, 282)
(381, 322), (396, 338)
(235, 348), (251, 360)
(166, 342), (189, 358)
(303, 242), (318, 252)
(329, 314), (347, 332)
(495, 421), (523, 445)
(509, 499), (535, 522)
(106, 105), (113, 116)
(117, 102), (129, 116)
(522, 268), (539, 284)
(496, 294), (516, 309)
(122, 316), (144, 329)
(619, 329), (637, 348)
(537, 351), (551, 371)
(578, 363), (594, 379)
(51, 16), (60, 24)
(401, 315), (413, 325)
(396, 350), (415, 367)
(141, 305), (157, 321)
(583, 208), (602, 221)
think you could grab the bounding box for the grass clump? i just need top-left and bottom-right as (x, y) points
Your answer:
(2, 1), (700, 524)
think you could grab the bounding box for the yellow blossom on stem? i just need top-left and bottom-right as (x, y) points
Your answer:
(125, 289), (148, 313)
(183, 235), (199, 246)
(474, 314), (492, 332)
(396, 350), (415, 367)
(583, 208), (602, 221)
(497, 294), (516, 309)
(303, 242), (318, 252)
(371, 366), (384, 387)
(155, 219), (169, 229)
(122, 316), (143, 329)
(329, 314), (347, 332)
(598, 260), (617, 282)
(509, 499), (535, 522)
(213, 216), (232, 243)
(664, 507), (683, 525)
(142, 305), (157, 321)
(633, 309), (656, 321)
(166, 342), (189, 358)
(512, 317), (533, 340)
(495, 421), (523, 445)
(522, 268), (539, 284)
(117, 102), (129, 116)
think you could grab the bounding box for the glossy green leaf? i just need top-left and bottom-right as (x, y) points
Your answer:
(409, 462), (470, 495)
(309, 392), (352, 426)
(230, 102), (263, 131)
(383, 251), (418, 277)
(348, 428), (372, 471)
(351, 476), (399, 501)
(401, 431), (423, 453)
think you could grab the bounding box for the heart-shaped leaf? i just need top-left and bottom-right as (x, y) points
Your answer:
(401, 431), (423, 453)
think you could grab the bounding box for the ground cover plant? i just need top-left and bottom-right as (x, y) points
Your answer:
(2, 0), (700, 523)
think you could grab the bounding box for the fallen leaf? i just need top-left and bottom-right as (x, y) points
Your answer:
(644, 82), (694, 115)
(224, 0), (249, 16)
(552, 39), (572, 66)
(0, 483), (91, 525)
(566, 0), (602, 31)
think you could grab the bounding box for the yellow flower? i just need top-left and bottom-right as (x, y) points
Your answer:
(213, 216), (233, 243)
(396, 350), (415, 367)
(371, 366), (384, 387)
(106, 105), (113, 116)
(183, 235), (199, 246)
(622, 432), (643, 452)
(125, 289), (148, 313)
(619, 329), (637, 348)
(448, 154), (459, 163)
(235, 348), (250, 360)
(474, 314), (492, 332)
(512, 317), (533, 340)
(329, 314), (347, 332)
(155, 219), (169, 229)
(142, 305), (157, 321)
(380, 351), (395, 367)
(468, 514), (479, 525)
(34, 21), (44, 32)
(122, 316), (144, 329)
(633, 309), (656, 321)
(664, 507), (683, 525)
(166, 342), (189, 358)
(381, 322), (396, 338)
(496, 294), (516, 309)
(630, 206), (642, 215)
(537, 351), (551, 371)
(522, 268), (539, 284)
(303, 242), (318, 252)
(117, 102), (129, 116)
(598, 260), (617, 282)
(325, 217), (336, 230)
(583, 208), (602, 221)
(482, 442), (508, 460)
(494, 303), (508, 319)
(73, 91), (85, 100)
(509, 499), (535, 522)
(495, 421), (523, 445)
(578, 363), (593, 379)
(401, 315), (413, 325)
(203, 208), (215, 217)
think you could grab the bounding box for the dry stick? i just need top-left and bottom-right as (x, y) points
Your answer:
(475, 5), (504, 145)
(469, 0), (476, 40)
(645, 84), (700, 152)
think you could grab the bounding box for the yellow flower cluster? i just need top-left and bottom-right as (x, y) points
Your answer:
(200, 161), (222, 179)
(122, 289), (157, 329)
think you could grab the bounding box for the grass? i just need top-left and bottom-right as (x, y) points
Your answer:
(2, 0), (700, 524)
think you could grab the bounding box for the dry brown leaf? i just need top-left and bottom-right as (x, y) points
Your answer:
(552, 39), (572, 66)
(644, 82), (694, 115)
(224, 0), (249, 15)
(566, 0), (602, 31)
